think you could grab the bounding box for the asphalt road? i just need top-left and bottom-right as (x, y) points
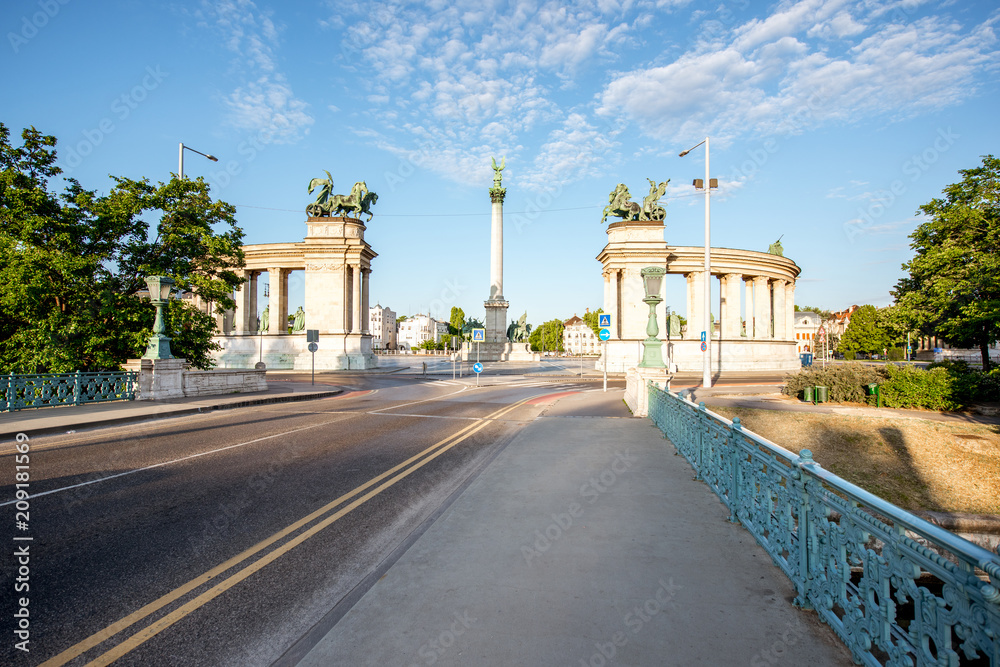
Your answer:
(0, 373), (607, 667)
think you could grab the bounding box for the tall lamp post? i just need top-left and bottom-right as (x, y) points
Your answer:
(143, 276), (175, 359)
(680, 138), (718, 388)
(178, 142), (218, 179)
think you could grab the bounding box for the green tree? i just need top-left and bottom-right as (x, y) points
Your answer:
(0, 124), (245, 372)
(838, 305), (885, 358)
(529, 319), (565, 352)
(795, 305), (833, 320)
(893, 155), (1000, 370)
(876, 304), (916, 349)
(449, 306), (465, 336)
(582, 308), (605, 336)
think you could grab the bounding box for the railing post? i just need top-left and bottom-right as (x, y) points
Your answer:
(728, 417), (742, 524)
(792, 449), (816, 609)
(3, 374), (10, 412)
(695, 401), (706, 480)
(73, 371), (82, 406)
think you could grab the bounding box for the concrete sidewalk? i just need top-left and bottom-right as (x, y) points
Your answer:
(0, 380), (342, 440)
(294, 389), (853, 666)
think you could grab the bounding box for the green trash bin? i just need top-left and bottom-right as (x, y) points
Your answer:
(802, 386), (814, 403)
(815, 385), (829, 403)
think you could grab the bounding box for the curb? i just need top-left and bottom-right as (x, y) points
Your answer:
(1, 389), (343, 440)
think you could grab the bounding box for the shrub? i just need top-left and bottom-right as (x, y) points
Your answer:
(887, 347), (904, 361)
(879, 364), (961, 410)
(980, 368), (1000, 402)
(783, 363), (885, 403)
(843, 350), (856, 361)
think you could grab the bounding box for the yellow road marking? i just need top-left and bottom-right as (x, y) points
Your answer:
(39, 395), (534, 667)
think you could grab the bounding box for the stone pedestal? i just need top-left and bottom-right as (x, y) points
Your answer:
(623, 367), (673, 417)
(484, 298), (509, 344)
(125, 357), (185, 401)
(461, 340), (539, 362)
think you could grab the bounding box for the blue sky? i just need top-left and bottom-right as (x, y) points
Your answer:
(3, 0), (998, 327)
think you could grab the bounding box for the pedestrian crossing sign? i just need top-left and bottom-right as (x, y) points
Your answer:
(598, 313), (611, 328)
(472, 328), (485, 342)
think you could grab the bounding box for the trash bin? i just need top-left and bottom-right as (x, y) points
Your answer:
(814, 385), (829, 403)
(802, 386), (814, 403)
(865, 383), (881, 408)
(799, 353), (813, 367)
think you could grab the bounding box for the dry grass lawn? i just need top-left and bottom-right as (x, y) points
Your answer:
(709, 407), (1000, 515)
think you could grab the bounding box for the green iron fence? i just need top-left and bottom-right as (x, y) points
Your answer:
(2, 371), (138, 411)
(648, 383), (1000, 667)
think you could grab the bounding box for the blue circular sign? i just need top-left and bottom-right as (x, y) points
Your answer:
(473, 362), (483, 374)
(598, 328), (610, 341)
(700, 341), (707, 352)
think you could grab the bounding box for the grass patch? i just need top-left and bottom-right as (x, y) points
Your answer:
(711, 406), (1000, 515)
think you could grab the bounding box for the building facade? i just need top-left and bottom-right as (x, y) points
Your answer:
(369, 304), (397, 350)
(564, 315), (599, 355)
(793, 311), (823, 354)
(398, 314), (439, 349)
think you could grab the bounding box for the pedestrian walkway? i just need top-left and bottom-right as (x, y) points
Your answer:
(0, 380), (342, 440)
(291, 389), (853, 666)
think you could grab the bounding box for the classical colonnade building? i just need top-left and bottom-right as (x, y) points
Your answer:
(597, 218), (802, 373)
(210, 216), (377, 370)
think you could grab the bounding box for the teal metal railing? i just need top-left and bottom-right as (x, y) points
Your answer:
(648, 384), (1000, 667)
(2, 371), (138, 411)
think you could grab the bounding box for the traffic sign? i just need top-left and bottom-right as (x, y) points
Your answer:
(307, 342), (318, 353)
(598, 328), (610, 341)
(307, 329), (319, 343)
(700, 331), (706, 342)
(700, 342), (707, 352)
(472, 328), (485, 342)
(473, 362), (483, 373)
(598, 313), (611, 328)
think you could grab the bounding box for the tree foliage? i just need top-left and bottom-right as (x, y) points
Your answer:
(0, 124), (245, 372)
(529, 319), (565, 352)
(449, 306), (465, 336)
(838, 305), (885, 357)
(893, 155), (1000, 370)
(582, 308), (605, 336)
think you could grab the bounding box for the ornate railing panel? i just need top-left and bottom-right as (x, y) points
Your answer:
(2, 372), (137, 411)
(648, 384), (1000, 667)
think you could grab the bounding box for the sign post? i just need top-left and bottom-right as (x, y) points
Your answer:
(472, 328), (485, 387)
(598, 312), (612, 392)
(306, 330), (319, 386)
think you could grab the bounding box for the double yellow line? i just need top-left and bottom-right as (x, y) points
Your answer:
(42, 395), (535, 667)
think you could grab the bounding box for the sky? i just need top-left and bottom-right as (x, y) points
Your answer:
(2, 0), (998, 328)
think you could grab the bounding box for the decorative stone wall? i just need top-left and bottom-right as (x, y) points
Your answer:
(125, 358), (267, 400)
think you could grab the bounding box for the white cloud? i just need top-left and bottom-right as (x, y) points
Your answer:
(205, 0), (313, 141)
(597, 1), (999, 145)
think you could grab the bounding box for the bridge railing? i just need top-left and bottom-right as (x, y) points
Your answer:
(648, 384), (1000, 667)
(2, 371), (137, 411)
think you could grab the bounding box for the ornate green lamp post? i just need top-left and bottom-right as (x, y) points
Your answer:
(143, 275), (175, 359)
(638, 266), (666, 368)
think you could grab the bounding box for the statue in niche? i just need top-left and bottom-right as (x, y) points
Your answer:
(669, 313), (681, 339)
(506, 312), (531, 342)
(260, 305), (269, 333)
(768, 236), (784, 256)
(292, 306), (305, 332)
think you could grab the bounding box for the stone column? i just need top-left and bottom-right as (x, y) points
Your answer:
(686, 272), (704, 340)
(744, 276), (755, 338)
(720, 273), (742, 339)
(352, 264), (362, 335)
(752, 276), (771, 339)
(785, 281), (795, 343)
(233, 270), (251, 335)
(490, 193), (503, 300)
(248, 271), (259, 333)
(268, 267), (288, 335)
(772, 279), (787, 340)
(361, 268), (371, 334)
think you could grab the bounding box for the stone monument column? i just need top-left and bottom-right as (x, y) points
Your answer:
(785, 281), (795, 342)
(361, 268), (371, 334)
(772, 278), (787, 340)
(744, 276), (755, 338)
(233, 269), (252, 335)
(720, 273), (742, 338)
(484, 158), (509, 345)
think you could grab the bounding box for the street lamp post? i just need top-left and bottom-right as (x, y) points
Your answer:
(142, 276), (175, 359)
(680, 138), (718, 388)
(178, 142), (218, 179)
(638, 267), (666, 368)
